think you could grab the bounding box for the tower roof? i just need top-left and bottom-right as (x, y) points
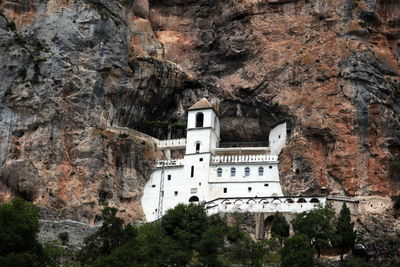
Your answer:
(188, 98), (214, 111)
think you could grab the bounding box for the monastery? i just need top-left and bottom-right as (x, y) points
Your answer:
(141, 98), (326, 222)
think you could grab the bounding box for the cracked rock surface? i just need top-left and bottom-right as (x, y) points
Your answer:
(0, 0), (399, 224)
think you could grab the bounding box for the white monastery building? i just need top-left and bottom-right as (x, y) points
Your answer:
(141, 98), (326, 222)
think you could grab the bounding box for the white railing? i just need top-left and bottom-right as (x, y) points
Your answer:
(155, 159), (184, 168)
(156, 138), (187, 149)
(205, 197), (327, 215)
(211, 154), (278, 164)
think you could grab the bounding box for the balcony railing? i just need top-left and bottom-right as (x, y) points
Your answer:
(156, 138), (186, 149)
(155, 159), (184, 168)
(211, 154), (278, 164)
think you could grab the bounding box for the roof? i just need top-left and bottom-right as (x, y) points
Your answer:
(188, 98), (214, 111)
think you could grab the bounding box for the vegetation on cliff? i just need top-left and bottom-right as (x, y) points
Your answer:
(1, 199), (377, 266)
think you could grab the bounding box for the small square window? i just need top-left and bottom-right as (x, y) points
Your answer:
(167, 175), (171, 181)
(174, 191), (178, 196)
(199, 158), (203, 161)
(190, 188), (197, 194)
(248, 187), (252, 192)
(152, 185), (156, 188)
(264, 184), (269, 187)
(223, 188), (227, 193)
(199, 182), (201, 186)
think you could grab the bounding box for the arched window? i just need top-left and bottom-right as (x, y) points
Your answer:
(258, 167), (264, 176)
(245, 167), (250, 177)
(310, 198), (320, 203)
(217, 168), (222, 177)
(230, 167), (236, 177)
(195, 142), (201, 153)
(189, 196), (199, 202)
(191, 166), (194, 177)
(196, 112), (204, 127)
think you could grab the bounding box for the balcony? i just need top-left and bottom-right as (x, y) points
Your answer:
(156, 138), (186, 150)
(155, 159), (184, 168)
(211, 154), (278, 164)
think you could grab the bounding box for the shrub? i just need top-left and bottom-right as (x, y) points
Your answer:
(58, 232), (69, 246)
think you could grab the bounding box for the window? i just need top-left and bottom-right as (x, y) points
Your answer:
(190, 188), (198, 194)
(245, 167), (250, 177)
(174, 191), (178, 196)
(199, 158), (203, 161)
(217, 168), (223, 177)
(195, 142), (201, 153)
(248, 187), (252, 192)
(258, 167), (264, 176)
(264, 184), (269, 187)
(230, 167), (236, 177)
(223, 188), (227, 193)
(151, 185), (156, 188)
(191, 166), (194, 177)
(196, 112), (204, 127)
(167, 175), (171, 181)
(269, 165), (273, 169)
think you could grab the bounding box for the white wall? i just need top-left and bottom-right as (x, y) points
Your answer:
(269, 122), (287, 155)
(187, 109), (214, 129)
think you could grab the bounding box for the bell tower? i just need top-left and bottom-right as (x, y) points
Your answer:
(186, 98), (220, 154)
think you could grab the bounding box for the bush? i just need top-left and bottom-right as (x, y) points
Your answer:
(58, 232), (69, 246)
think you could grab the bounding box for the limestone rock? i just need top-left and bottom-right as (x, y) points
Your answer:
(0, 0), (398, 232)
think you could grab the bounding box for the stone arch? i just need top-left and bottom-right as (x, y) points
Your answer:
(264, 215), (275, 239)
(297, 198), (307, 203)
(310, 198), (320, 203)
(272, 198), (282, 203)
(234, 199), (244, 204)
(247, 199), (257, 204)
(189, 196), (199, 202)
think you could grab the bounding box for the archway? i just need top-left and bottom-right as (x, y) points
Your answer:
(189, 196), (199, 202)
(264, 215), (275, 239)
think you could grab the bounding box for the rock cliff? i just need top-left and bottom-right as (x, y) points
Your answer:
(0, 0), (399, 223)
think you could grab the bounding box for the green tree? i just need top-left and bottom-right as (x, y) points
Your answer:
(76, 206), (137, 264)
(292, 204), (335, 257)
(197, 226), (224, 266)
(281, 234), (315, 267)
(161, 203), (209, 265)
(0, 198), (46, 267)
(333, 203), (356, 261)
(271, 212), (290, 246)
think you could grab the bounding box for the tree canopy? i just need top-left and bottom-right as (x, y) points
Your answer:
(0, 198), (46, 267)
(292, 203), (336, 257)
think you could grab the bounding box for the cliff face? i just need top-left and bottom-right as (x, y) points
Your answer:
(0, 0), (399, 223)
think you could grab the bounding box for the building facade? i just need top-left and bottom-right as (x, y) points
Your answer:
(141, 98), (324, 222)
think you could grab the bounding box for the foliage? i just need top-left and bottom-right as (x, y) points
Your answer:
(271, 212), (290, 246)
(0, 198), (47, 266)
(281, 234), (315, 267)
(76, 206), (137, 264)
(333, 203), (356, 261)
(58, 232), (69, 246)
(392, 195), (400, 211)
(343, 256), (376, 267)
(292, 203), (336, 257)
